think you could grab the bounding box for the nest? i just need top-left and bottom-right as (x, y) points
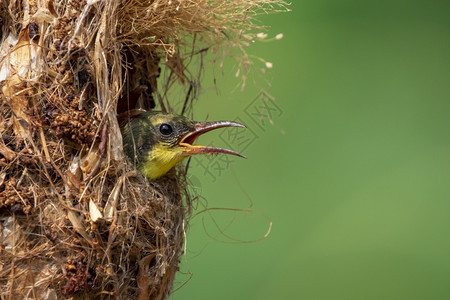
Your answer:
(0, 0), (286, 299)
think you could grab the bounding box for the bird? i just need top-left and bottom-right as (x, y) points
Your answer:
(120, 110), (246, 180)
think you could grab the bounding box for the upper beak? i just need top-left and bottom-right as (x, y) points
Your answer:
(179, 120), (247, 158)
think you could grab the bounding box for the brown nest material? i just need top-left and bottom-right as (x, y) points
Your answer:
(0, 0), (287, 299)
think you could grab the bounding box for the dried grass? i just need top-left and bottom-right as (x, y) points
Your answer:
(0, 0), (287, 298)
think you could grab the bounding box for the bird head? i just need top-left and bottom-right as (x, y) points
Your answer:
(121, 111), (246, 180)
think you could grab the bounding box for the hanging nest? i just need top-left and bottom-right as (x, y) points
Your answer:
(0, 0), (287, 299)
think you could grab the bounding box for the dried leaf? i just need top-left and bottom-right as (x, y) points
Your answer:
(69, 156), (83, 181)
(1, 27), (39, 138)
(32, 8), (56, 23)
(0, 34), (18, 82)
(10, 28), (33, 77)
(0, 143), (15, 161)
(0, 217), (22, 250)
(89, 199), (103, 222)
(104, 177), (123, 220)
(67, 210), (91, 243)
(65, 170), (82, 191)
(80, 147), (101, 176)
(2, 75), (29, 138)
(0, 173), (6, 187)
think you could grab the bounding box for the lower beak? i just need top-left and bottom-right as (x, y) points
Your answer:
(179, 121), (247, 158)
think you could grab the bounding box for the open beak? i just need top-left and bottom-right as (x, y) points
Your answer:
(179, 121), (247, 158)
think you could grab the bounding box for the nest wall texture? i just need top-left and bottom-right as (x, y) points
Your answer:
(0, 0), (286, 299)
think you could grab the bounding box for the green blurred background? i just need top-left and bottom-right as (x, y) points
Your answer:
(173, 1), (450, 299)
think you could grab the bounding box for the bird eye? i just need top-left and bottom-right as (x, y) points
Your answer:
(159, 123), (173, 135)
